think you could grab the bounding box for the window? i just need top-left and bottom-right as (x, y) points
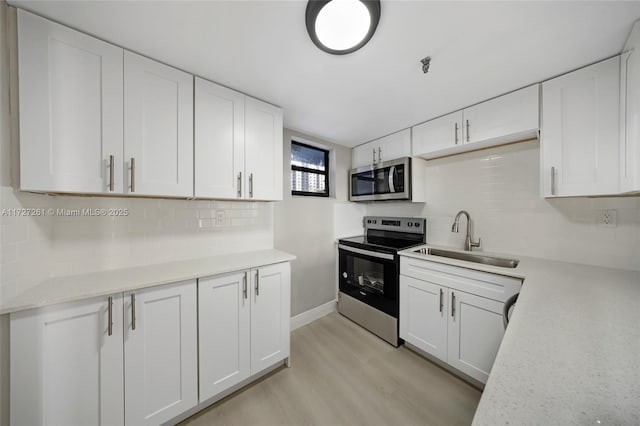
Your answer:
(291, 141), (329, 197)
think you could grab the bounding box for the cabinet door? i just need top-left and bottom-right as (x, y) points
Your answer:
(250, 263), (291, 374)
(10, 295), (124, 426)
(463, 85), (539, 145)
(376, 129), (412, 163)
(195, 77), (245, 199)
(621, 28), (640, 192)
(447, 289), (504, 384)
(399, 275), (448, 362)
(244, 97), (283, 200)
(412, 111), (463, 158)
(124, 51), (194, 197)
(198, 271), (251, 402)
(541, 57), (620, 197)
(352, 141), (377, 168)
(18, 10), (124, 194)
(124, 281), (197, 426)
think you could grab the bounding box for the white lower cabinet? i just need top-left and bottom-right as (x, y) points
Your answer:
(400, 256), (521, 384)
(447, 289), (505, 383)
(400, 275), (448, 362)
(250, 263), (291, 373)
(10, 281), (198, 426)
(124, 281), (198, 426)
(198, 271), (251, 401)
(10, 263), (291, 425)
(199, 262), (291, 402)
(11, 295), (125, 426)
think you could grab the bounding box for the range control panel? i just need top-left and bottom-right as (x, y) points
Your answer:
(363, 216), (426, 234)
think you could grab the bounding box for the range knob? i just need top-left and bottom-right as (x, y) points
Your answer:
(408, 222), (413, 227)
(414, 222), (421, 227)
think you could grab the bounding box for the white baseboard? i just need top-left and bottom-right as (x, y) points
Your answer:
(290, 299), (337, 331)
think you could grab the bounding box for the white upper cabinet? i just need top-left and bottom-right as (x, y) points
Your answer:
(244, 97), (284, 200)
(412, 111), (463, 158)
(195, 81), (283, 201)
(124, 51), (194, 197)
(18, 10), (124, 194)
(10, 295), (124, 426)
(195, 78), (245, 199)
(463, 85), (539, 145)
(541, 56), (620, 197)
(352, 129), (411, 169)
(352, 140), (377, 168)
(18, 12), (284, 200)
(413, 86), (539, 159)
(124, 280), (198, 426)
(621, 22), (640, 193)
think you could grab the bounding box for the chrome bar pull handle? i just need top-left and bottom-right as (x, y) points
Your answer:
(551, 166), (556, 196)
(451, 292), (455, 318)
(131, 294), (136, 330)
(108, 155), (115, 192)
(439, 288), (443, 313)
(237, 172), (242, 198)
(249, 173), (254, 198)
(130, 158), (136, 193)
(243, 272), (248, 300)
(377, 147), (382, 163)
(108, 296), (113, 336)
(454, 123), (459, 145)
(465, 120), (470, 142)
(372, 148), (376, 165)
(255, 270), (259, 297)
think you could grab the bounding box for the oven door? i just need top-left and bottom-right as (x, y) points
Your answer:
(349, 157), (411, 202)
(338, 244), (399, 318)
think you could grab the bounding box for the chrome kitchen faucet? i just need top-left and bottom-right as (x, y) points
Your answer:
(451, 210), (481, 251)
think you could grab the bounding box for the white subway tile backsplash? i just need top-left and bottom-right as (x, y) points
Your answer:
(0, 186), (274, 298)
(367, 140), (640, 272)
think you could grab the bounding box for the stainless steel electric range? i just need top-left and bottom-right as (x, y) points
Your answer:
(337, 216), (426, 346)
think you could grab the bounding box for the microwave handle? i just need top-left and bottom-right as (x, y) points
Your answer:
(388, 166), (396, 193)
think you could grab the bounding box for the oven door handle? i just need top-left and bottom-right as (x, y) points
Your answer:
(388, 166), (396, 193)
(338, 244), (395, 261)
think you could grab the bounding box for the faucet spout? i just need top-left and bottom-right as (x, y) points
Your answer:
(451, 210), (481, 251)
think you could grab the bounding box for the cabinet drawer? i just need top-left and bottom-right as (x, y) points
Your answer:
(400, 256), (521, 302)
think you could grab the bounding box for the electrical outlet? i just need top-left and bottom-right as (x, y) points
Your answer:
(596, 209), (617, 227)
(215, 210), (225, 226)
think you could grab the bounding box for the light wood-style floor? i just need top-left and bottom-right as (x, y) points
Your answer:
(181, 313), (481, 426)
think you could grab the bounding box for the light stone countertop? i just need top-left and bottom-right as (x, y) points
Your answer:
(399, 245), (640, 426)
(0, 249), (296, 315)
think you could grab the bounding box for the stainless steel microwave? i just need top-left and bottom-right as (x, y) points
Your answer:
(349, 157), (411, 202)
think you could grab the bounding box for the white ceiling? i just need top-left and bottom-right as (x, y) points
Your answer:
(11, 1), (640, 147)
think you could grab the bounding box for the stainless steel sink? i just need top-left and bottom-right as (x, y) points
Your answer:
(414, 247), (520, 268)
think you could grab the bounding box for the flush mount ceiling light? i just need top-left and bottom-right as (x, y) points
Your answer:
(306, 0), (381, 55)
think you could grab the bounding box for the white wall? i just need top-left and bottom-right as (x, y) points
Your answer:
(274, 129), (360, 316)
(366, 141), (640, 271)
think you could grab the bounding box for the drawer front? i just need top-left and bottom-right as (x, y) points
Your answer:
(400, 256), (521, 302)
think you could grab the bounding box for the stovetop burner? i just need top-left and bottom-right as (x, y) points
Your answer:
(338, 216), (426, 253)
